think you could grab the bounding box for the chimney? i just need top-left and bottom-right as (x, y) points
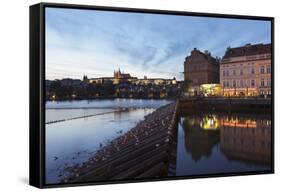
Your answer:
(204, 50), (211, 56)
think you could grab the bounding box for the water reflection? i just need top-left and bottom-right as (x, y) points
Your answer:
(220, 116), (271, 165)
(181, 115), (220, 161)
(176, 113), (271, 176)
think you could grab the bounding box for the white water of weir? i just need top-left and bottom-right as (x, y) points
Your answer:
(46, 99), (172, 123)
(46, 108), (128, 124)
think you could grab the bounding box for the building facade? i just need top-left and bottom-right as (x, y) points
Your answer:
(114, 68), (132, 79)
(220, 43), (271, 97)
(88, 69), (137, 85)
(184, 48), (220, 95)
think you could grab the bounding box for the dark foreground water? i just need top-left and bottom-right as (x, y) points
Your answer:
(175, 112), (272, 176)
(45, 99), (171, 184)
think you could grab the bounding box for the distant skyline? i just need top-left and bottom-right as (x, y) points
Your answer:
(46, 7), (271, 80)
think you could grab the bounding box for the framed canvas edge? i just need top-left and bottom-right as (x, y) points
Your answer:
(29, 2), (275, 189)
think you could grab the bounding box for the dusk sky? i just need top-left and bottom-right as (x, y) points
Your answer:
(46, 7), (271, 80)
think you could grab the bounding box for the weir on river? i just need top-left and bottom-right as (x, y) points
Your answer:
(46, 109), (128, 124)
(61, 101), (179, 183)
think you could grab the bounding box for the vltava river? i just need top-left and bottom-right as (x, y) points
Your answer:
(45, 99), (272, 184)
(45, 99), (171, 184)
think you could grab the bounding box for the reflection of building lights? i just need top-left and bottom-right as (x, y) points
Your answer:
(210, 118), (214, 126)
(221, 118), (257, 128)
(201, 115), (219, 130)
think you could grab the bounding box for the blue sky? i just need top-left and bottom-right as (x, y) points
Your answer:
(46, 7), (271, 80)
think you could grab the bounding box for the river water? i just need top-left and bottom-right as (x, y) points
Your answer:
(175, 112), (272, 176)
(45, 99), (272, 184)
(45, 99), (171, 184)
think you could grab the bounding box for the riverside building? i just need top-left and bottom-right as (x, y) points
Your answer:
(220, 43), (271, 98)
(184, 48), (220, 95)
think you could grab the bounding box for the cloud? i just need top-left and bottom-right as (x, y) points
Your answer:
(45, 7), (271, 80)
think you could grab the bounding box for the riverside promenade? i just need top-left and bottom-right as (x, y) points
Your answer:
(62, 101), (179, 183)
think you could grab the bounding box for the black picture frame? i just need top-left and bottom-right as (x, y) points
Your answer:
(30, 2), (274, 188)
